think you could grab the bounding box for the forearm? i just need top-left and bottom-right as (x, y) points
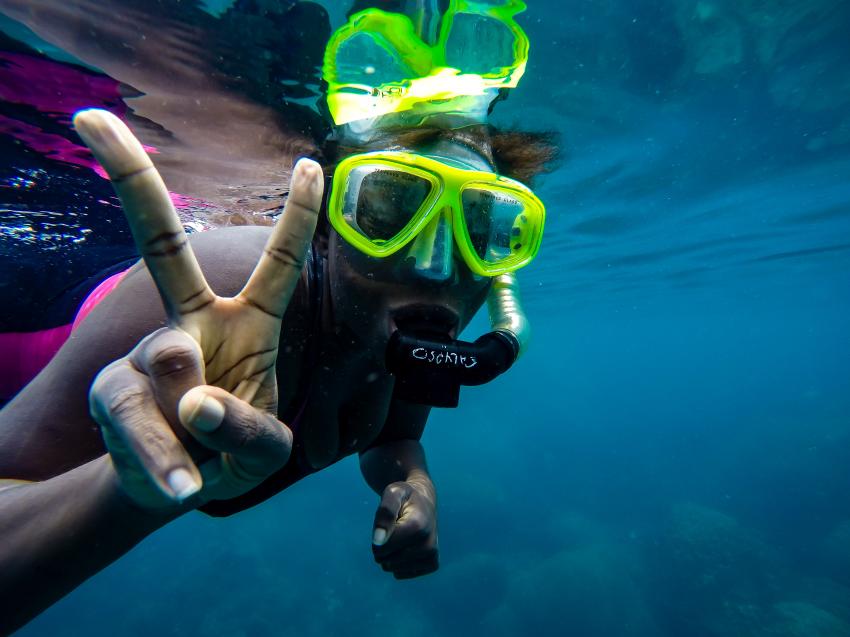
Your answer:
(0, 455), (179, 635)
(359, 439), (435, 501)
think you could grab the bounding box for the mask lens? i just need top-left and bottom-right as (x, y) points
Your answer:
(335, 32), (413, 85)
(343, 166), (432, 242)
(444, 13), (516, 75)
(461, 188), (529, 263)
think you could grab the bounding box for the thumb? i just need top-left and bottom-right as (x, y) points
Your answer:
(373, 482), (410, 546)
(178, 385), (292, 477)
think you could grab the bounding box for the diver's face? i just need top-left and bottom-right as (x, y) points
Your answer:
(327, 139), (494, 355)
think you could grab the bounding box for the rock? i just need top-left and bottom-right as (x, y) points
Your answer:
(648, 502), (782, 637)
(482, 541), (657, 637)
(763, 601), (850, 637)
(818, 520), (850, 585)
(421, 552), (511, 635)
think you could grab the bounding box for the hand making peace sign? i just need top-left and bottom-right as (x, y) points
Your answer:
(75, 109), (323, 510)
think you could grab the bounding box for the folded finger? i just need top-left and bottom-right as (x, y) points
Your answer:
(374, 509), (432, 559)
(89, 360), (202, 502)
(379, 552), (438, 578)
(73, 109), (214, 322)
(130, 327), (205, 427)
(393, 556), (439, 580)
(178, 385), (293, 480)
(375, 545), (436, 568)
(239, 158), (323, 319)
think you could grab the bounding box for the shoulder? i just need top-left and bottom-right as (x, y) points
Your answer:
(188, 226), (272, 296)
(99, 225), (276, 321)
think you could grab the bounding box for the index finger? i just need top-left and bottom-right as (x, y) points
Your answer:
(239, 158), (323, 318)
(73, 109), (214, 322)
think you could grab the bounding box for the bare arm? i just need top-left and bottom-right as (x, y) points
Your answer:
(360, 438), (435, 502)
(0, 456), (176, 635)
(0, 110), (323, 631)
(359, 399), (432, 494)
(0, 226), (274, 481)
(359, 400), (439, 579)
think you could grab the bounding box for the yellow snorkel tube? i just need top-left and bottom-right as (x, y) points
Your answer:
(488, 272), (531, 357)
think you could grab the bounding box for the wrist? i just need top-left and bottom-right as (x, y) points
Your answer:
(94, 455), (189, 529)
(404, 470), (436, 506)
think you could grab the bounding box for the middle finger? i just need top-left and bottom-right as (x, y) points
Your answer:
(239, 158), (323, 318)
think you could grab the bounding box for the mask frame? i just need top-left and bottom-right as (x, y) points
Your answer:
(322, 0), (530, 126)
(327, 150), (545, 277)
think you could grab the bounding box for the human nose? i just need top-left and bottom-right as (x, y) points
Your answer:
(402, 207), (454, 282)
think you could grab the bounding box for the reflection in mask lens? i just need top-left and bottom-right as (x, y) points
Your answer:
(336, 32), (413, 86)
(445, 14), (515, 75)
(462, 188), (526, 262)
(343, 167), (431, 241)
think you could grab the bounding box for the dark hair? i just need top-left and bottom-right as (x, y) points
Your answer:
(321, 124), (560, 186)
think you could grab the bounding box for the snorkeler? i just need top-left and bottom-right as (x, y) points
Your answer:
(0, 1), (557, 632)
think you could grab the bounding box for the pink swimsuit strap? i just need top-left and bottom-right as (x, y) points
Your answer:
(0, 268), (130, 400)
(71, 269), (129, 331)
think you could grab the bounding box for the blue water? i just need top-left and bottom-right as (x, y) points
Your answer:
(3, 1), (850, 635)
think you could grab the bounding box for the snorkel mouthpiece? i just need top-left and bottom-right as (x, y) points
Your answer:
(386, 331), (517, 407)
(386, 273), (529, 407)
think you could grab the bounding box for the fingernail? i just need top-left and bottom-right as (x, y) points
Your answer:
(372, 528), (388, 546)
(294, 157), (319, 179)
(167, 467), (201, 502)
(187, 393), (224, 432)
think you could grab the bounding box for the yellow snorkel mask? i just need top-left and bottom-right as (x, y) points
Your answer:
(323, 0), (529, 134)
(327, 150), (545, 277)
